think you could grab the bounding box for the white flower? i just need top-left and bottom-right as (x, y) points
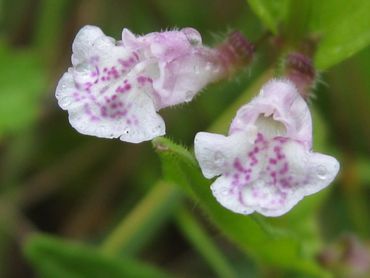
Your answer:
(56, 26), (223, 143)
(194, 79), (339, 217)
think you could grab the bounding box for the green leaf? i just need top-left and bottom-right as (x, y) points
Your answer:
(0, 44), (46, 136)
(24, 234), (172, 278)
(310, 0), (370, 70)
(153, 137), (329, 277)
(247, 0), (288, 34)
(282, 0), (370, 69)
(284, 0), (312, 43)
(248, 0), (370, 69)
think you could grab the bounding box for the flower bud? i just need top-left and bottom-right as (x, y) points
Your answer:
(216, 31), (255, 75)
(285, 52), (316, 100)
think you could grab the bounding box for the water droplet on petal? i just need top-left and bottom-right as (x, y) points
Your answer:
(316, 165), (327, 180)
(74, 63), (94, 83)
(214, 151), (225, 167)
(75, 62), (93, 74)
(181, 28), (202, 46)
(205, 62), (213, 71)
(59, 97), (71, 107)
(192, 64), (201, 74)
(204, 61), (222, 76)
(184, 90), (194, 102)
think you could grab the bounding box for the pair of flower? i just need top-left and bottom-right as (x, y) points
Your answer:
(56, 26), (339, 217)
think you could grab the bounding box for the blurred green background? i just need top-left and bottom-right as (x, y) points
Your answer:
(0, 0), (369, 277)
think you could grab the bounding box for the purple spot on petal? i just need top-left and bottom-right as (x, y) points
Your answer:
(279, 162), (289, 174)
(269, 158), (277, 164)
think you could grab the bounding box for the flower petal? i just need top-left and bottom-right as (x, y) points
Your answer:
(56, 26), (165, 143)
(152, 50), (222, 108)
(121, 28), (139, 48)
(303, 152), (340, 195)
(251, 138), (310, 216)
(230, 79), (312, 148)
(134, 29), (222, 109)
(71, 25), (106, 66)
(194, 127), (257, 179)
(199, 131), (339, 217)
(211, 175), (254, 215)
(214, 136), (310, 216)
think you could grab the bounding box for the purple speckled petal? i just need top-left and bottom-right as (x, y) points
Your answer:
(56, 26), (165, 143)
(198, 133), (339, 217)
(243, 137), (311, 217)
(211, 175), (255, 215)
(243, 138), (339, 216)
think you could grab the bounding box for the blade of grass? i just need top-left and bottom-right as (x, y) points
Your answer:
(25, 233), (173, 278)
(175, 207), (238, 278)
(100, 180), (181, 255)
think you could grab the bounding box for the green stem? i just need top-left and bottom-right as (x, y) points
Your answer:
(34, 0), (72, 53)
(175, 208), (237, 278)
(100, 181), (180, 255)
